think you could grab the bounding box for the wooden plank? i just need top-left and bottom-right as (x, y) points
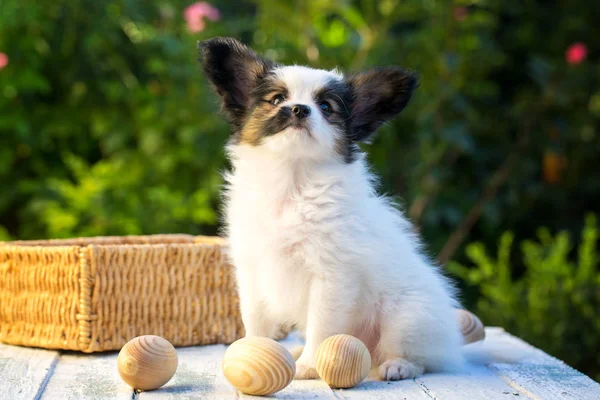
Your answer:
(0, 343), (60, 400)
(40, 352), (131, 400)
(139, 344), (236, 400)
(410, 327), (530, 399)
(335, 377), (432, 400)
(262, 380), (338, 400)
(487, 329), (600, 400)
(415, 364), (529, 400)
(491, 363), (600, 400)
(4, 326), (594, 400)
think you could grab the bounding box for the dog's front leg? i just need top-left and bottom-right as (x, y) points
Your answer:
(295, 278), (354, 379)
(240, 299), (274, 338)
(236, 270), (278, 338)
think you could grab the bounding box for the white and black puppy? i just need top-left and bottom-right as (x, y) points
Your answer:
(199, 37), (464, 381)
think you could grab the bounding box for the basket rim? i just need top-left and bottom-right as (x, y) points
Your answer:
(0, 234), (227, 248)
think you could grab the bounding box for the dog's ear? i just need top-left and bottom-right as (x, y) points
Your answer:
(347, 67), (418, 142)
(199, 37), (275, 129)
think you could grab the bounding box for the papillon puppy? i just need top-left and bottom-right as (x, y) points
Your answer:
(199, 37), (465, 380)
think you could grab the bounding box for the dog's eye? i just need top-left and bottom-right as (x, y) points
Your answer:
(271, 94), (285, 106)
(318, 101), (332, 114)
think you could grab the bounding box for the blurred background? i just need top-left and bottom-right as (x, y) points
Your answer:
(0, 0), (598, 380)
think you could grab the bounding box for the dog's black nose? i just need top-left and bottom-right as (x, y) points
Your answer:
(291, 104), (311, 118)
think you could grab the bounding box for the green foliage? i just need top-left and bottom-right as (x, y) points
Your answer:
(449, 214), (600, 381)
(0, 0), (233, 239)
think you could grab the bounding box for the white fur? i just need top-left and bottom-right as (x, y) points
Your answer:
(224, 66), (465, 380)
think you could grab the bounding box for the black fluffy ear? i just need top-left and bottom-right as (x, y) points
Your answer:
(199, 37), (275, 128)
(347, 67), (418, 142)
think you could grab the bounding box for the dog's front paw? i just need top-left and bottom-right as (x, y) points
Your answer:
(294, 363), (319, 380)
(378, 358), (424, 381)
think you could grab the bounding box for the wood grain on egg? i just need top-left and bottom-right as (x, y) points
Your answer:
(315, 334), (371, 389)
(117, 335), (178, 391)
(222, 336), (295, 396)
(457, 309), (486, 344)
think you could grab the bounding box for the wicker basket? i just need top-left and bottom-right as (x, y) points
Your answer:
(0, 235), (244, 352)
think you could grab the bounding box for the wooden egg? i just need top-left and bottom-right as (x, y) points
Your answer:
(222, 336), (295, 396)
(117, 335), (178, 391)
(315, 334), (371, 389)
(457, 309), (486, 344)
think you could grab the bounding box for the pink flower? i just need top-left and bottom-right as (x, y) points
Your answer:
(565, 42), (587, 65)
(454, 7), (468, 21)
(0, 53), (8, 70)
(184, 2), (220, 33)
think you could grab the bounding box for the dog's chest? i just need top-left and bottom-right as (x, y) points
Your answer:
(231, 186), (318, 250)
(228, 171), (341, 269)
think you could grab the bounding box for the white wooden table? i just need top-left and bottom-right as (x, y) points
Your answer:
(1, 328), (598, 400)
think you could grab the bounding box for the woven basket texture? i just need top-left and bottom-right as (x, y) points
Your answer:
(0, 234), (244, 352)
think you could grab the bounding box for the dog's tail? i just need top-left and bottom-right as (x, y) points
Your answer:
(461, 329), (533, 365)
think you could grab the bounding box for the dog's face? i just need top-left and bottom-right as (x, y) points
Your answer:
(199, 37), (417, 163)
